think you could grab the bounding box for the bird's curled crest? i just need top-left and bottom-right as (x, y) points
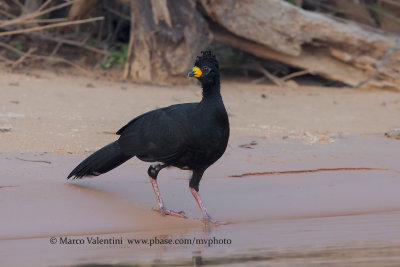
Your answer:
(195, 51), (219, 70)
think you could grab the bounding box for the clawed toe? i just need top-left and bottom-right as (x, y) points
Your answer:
(152, 206), (166, 216)
(152, 207), (187, 218)
(201, 217), (230, 226)
(164, 208), (187, 218)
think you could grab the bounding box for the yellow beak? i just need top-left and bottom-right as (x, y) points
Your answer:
(187, 66), (202, 78)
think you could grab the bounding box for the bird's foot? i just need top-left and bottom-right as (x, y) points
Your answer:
(152, 207), (187, 219)
(201, 216), (230, 226)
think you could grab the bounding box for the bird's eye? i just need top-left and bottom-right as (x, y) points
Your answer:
(202, 66), (211, 75)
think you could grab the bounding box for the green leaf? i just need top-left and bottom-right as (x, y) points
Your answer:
(13, 41), (23, 51)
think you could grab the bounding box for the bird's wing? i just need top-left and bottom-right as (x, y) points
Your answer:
(116, 103), (197, 161)
(116, 111), (149, 135)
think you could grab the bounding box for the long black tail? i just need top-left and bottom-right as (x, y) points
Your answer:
(68, 141), (132, 179)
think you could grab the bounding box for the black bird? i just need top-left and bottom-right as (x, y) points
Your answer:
(68, 51), (229, 224)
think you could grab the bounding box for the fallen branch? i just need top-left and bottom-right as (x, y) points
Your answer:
(0, 0), (75, 28)
(0, 55), (14, 64)
(0, 17), (104, 37)
(281, 69), (311, 81)
(253, 61), (286, 87)
(0, 9), (16, 19)
(15, 157), (51, 164)
(30, 55), (90, 74)
(29, 32), (107, 55)
(250, 76), (268, 84)
(0, 41), (90, 74)
(49, 41), (62, 57)
(38, 0), (54, 12)
(0, 41), (27, 56)
(0, 185), (19, 189)
(353, 38), (400, 88)
(230, 167), (400, 178)
(11, 0), (27, 14)
(104, 4), (131, 21)
(11, 47), (36, 69)
(24, 18), (69, 24)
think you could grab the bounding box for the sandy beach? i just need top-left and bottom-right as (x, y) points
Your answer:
(1, 71), (400, 266)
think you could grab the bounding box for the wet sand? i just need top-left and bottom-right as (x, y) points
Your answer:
(1, 136), (400, 266)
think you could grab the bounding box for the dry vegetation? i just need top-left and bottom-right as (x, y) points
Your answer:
(0, 0), (400, 89)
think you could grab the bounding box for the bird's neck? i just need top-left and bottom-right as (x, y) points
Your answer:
(201, 79), (221, 100)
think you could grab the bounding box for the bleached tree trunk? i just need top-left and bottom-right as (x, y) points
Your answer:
(124, 0), (210, 84)
(69, 0), (99, 20)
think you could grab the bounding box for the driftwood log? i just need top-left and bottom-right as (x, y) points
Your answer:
(65, 0), (400, 90)
(199, 0), (400, 90)
(123, 0), (210, 84)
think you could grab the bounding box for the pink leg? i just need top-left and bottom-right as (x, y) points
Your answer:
(149, 177), (187, 218)
(190, 187), (227, 225)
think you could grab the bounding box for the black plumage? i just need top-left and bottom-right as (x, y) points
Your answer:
(68, 51), (229, 224)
